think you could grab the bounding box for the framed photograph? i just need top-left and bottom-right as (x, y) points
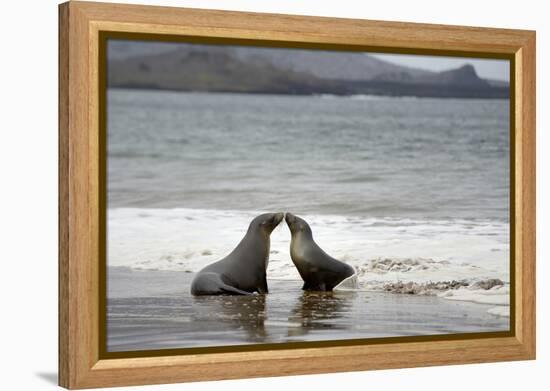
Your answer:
(58, 1), (536, 389)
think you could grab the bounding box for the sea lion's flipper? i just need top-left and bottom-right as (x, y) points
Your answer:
(257, 275), (269, 294)
(219, 284), (254, 296)
(219, 274), (254, 295)
(302, 280), (329, 291)
(191, 272), (252, 296)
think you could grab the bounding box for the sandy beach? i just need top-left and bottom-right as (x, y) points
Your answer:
(107, 267), (508, 352)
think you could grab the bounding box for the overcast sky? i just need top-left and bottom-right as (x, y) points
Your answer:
(371, 53), (509, 81)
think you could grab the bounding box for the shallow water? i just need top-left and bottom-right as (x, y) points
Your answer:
(107, 268), (508, 352)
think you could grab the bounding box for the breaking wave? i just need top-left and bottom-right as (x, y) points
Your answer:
(108, 207), (510, 317)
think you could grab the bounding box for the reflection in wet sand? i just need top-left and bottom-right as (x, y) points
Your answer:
(287, 291), (356, 337)
(192, 294), (268, 342)
(106, 271), (509, 351)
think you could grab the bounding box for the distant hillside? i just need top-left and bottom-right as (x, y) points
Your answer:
(374, 64), (488, 86)
(108, 49), (324, 93)
(227, 46), (433, 81)
(107, 41), (509, 99)
(108, 41), (432, 80)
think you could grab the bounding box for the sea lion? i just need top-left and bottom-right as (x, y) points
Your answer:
(285, 212), (356, 291)
(190, 212), (284, 296)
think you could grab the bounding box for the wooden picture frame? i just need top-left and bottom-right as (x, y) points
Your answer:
(59, 1), (536, 388)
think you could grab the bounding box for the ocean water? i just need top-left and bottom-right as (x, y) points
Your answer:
(107, 89), (510, 318)
(108, 90), (509, 219)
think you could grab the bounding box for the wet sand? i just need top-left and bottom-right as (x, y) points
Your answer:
(106, 267), (509, 352)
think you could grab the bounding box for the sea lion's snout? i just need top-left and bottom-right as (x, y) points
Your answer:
(285, 212), (300, 232)
(285, 213), (311, 235)
(274, 212), (284, 225)
(261, 212), (284, 233)
(285, 212), (295, 225)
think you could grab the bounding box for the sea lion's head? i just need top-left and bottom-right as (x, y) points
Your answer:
(249, 212), (284, 236)
(285, 213), (313, 237)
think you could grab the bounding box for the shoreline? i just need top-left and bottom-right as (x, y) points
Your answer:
(110, 266), (510, 318)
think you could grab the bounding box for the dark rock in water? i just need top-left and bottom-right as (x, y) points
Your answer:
(382, 278), (505, 296)
(383, 280), (469, 295)
(471, 278), (504, 290)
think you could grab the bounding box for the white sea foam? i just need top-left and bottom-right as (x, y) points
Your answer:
(348, 94), (386, 101)
(333, 268), (359, 291)
(108, 208), (509, 315)
(438, 285), (509, 305)
(438, 285), (510, 318)
(316, 93), (420, 101)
